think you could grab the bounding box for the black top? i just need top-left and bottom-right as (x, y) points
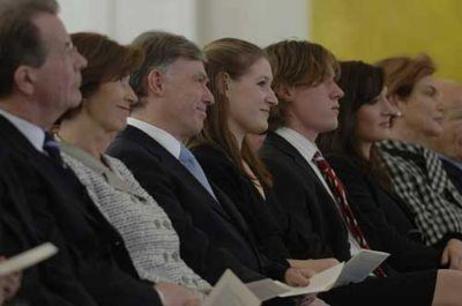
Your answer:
(325, 153), (442, 272)
(192, 143), (290, 261)
(326, 154), (417, 238)
(441, 158), (462, 195)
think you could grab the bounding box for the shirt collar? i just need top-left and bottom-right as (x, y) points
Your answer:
(0, 108), (45, 153)
(438, 153), (462, 171)
(127, 117), (182, 159)
(275, 127), (320, 161)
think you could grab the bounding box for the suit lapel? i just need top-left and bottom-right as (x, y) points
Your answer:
(0, 117), (113, 229)
(119, 126), (234, 222)
(266, 133), (324, 188)
(265, 132), (346, 227)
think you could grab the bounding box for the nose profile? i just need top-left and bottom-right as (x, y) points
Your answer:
(203, 85), (215, 105)
(126, 85), (138, 107)
(333, 82), (344, 99)
(266, 88), (278, 106)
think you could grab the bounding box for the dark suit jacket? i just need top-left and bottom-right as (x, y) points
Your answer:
(261, 133), (442, 306)
(0, 148), (99, 306)
(0, 116), (161, 306)
(441, 158), (462, 195)
(107, 125), (288, 284)
(261, 132), (441, 272)
(326, 153), (441, 272)
(192, 143), (290, 261)
(260, 133), (350, 261)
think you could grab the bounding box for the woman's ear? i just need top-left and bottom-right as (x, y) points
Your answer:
(388, 94), (405, 117)
(217, 71), (231, 98)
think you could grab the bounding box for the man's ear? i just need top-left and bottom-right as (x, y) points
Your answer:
(275, 84), (295, 102)
(146, 68), (165, 96)
(13, 66), (36, 96)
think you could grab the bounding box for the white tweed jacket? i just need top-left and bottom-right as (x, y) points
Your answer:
(59, 141), (211, 291)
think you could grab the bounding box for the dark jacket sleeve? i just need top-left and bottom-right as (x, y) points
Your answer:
(327, 154), (442, 272)
(193, 146), (291, 261)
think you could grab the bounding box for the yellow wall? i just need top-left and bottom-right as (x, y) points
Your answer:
(310, 0), (462, 81)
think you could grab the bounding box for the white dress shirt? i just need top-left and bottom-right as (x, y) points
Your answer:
(0, 108), (45, 153)
(127, 117), (181, 159)
(276, 127), (362, 256)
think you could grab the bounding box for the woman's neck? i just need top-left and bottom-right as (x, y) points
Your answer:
(58, 115), (115, 160)
(358, 141), (373, 160)
(390, 119), (431, 147)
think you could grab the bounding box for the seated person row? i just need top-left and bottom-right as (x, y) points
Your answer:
(105, 31), (317, 306)
(0, 0), (200, 305)
(56, 32), (210, 292)
(429, 80), (462, 194)
(190, 37), (338, 273)
(374, 56), (462, 248)
(56, 31), (323, 306)
(258, 39), (462, 306)
(317, 61), (462, 270)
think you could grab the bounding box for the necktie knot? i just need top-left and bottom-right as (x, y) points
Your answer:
(43, 132), (63, 164)
(179, 145), (196, 166)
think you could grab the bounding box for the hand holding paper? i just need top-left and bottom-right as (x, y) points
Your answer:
(0, 243), (58, 276)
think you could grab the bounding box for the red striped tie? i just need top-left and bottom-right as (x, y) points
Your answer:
(313, 151), (386, 278)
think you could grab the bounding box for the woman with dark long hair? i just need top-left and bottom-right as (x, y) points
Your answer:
(317, 61), (417, 238)
(318, 58), (462, 271)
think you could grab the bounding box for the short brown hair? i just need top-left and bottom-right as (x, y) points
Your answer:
(72, 32), (143, 99)
(0, 0), (58, 98)
(376, 54), (435, 101)
(191, 38), (272, 187)
(264, 40), (339, 130)
(59, 32), (143, 121)
(129, 31), (204, 101)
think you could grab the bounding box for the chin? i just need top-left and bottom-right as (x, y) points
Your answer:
(321, 122), (338, 133)
(428, 127), (443, 137)
(252, 124), (268, 134)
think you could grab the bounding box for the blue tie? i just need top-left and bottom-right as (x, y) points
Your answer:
(43, 132), (63, 165)
(179, 145), (217, 201)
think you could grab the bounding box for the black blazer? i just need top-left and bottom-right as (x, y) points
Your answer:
(192, 143), (290, 261)
(0, 116), (161, 306)
(107, 126), (288, 284)
(441, 158), (462, 195)
(325, 153), (441, 272)
(0, 148), (99, 306)
(260, 133), (350, 261)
